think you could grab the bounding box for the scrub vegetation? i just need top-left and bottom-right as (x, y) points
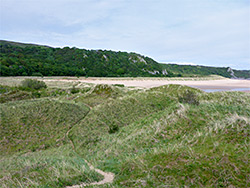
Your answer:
(1, 40), (250, 78)
(0, 78), (249, 187)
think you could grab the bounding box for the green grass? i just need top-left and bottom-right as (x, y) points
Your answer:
(74, 84), (130, 107)
(0, 98), (89, 155)
(70, 85), (182, 151)
(0, 145), (103, 188)
(0, 85), (33, 103)
(1, 82), (250, 187)
(0, 98), (105, 187)
(70, 85), (250, 187)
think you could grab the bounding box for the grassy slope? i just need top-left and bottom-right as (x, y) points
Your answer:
(0, 98), (103, 187)
(70, 85), (250, 187)
(1, 83), (250, 187)
(0, 99), (89, 155)
(0, 145), (103, 188)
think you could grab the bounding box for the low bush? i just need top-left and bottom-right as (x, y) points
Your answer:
(81, 87), (91, 93)
(31, 72), (43, 77)
(70, 86), (80, 94)
(0, 85), (13, 94)
(21, 79), (47, 90)
(109, 124), (119, 134)
(113, 84), (125, 87)
(32, 91), (41, 98)
(92, 84), (113, 95)
(178, 90), (200, 105)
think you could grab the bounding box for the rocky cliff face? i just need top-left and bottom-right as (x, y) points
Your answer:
(227, 67), (237, 78)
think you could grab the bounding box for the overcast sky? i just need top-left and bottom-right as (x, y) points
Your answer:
(1, 0), (250, 70)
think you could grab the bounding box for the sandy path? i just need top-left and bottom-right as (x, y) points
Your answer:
(66, 113), (114, 188)
(66, 161), (114, 188)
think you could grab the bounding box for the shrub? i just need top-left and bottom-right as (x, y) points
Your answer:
(81, 87), (91, 93)
(21, 79), (47, 90)
(31, 72), (43, 77)
(70, 86), (80, 94)
(32, 91), (41, 98)
(92, 84), (113, 95)
(179, 90), (200, 105)
(0, 85), (11, 94)
(113, 84), (125, 87)
(22, 72), (28, 76)
(108, 124), (119, 134)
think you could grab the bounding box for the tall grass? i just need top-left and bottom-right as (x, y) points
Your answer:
(70, 85), (250, 187)
(0, 145), (103, 188)
(0, 98), (105, 187)
(1, 83), (250, 187)
(0, 99), (89, 155)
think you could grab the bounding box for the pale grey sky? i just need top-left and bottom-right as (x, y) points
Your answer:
(1, 0), (250, 69)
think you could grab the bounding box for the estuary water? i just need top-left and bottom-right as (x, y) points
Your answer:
(202, 87), (250, 92)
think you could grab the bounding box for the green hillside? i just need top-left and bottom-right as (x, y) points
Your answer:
(1, 79), (249, 187)
(162, 63), (250, 79)
(1, 40), (250, 78)
(0, 40), (169, 77)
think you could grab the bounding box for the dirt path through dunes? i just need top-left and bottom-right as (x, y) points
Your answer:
(66, 161), (114, 188)
(66, 111), (114, 187)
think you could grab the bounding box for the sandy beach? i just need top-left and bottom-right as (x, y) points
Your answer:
(41, 77), (250, 92)
(79, 78), (250, 89)
(1, 77), (250, 92)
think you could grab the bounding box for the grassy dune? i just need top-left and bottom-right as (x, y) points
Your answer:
(0, 98), (103, 187)
(1, 80), (250, 187)
(0, 99), (89, 155)
(71, 85), (250, 187)
(0, 145), (103, 188)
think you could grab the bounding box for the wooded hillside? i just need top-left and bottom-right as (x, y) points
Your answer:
(1, 40), (249, 78)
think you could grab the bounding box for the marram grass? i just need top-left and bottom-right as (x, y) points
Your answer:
(0, 145), (103, 188)
(71, 85), (250, 187)
(0, 98), (103, 187)
(1, 83), (250, 187)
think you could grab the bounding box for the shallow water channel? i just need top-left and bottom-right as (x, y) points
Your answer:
(192, 87), (250, 93)
(203, 88), (250, 92)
